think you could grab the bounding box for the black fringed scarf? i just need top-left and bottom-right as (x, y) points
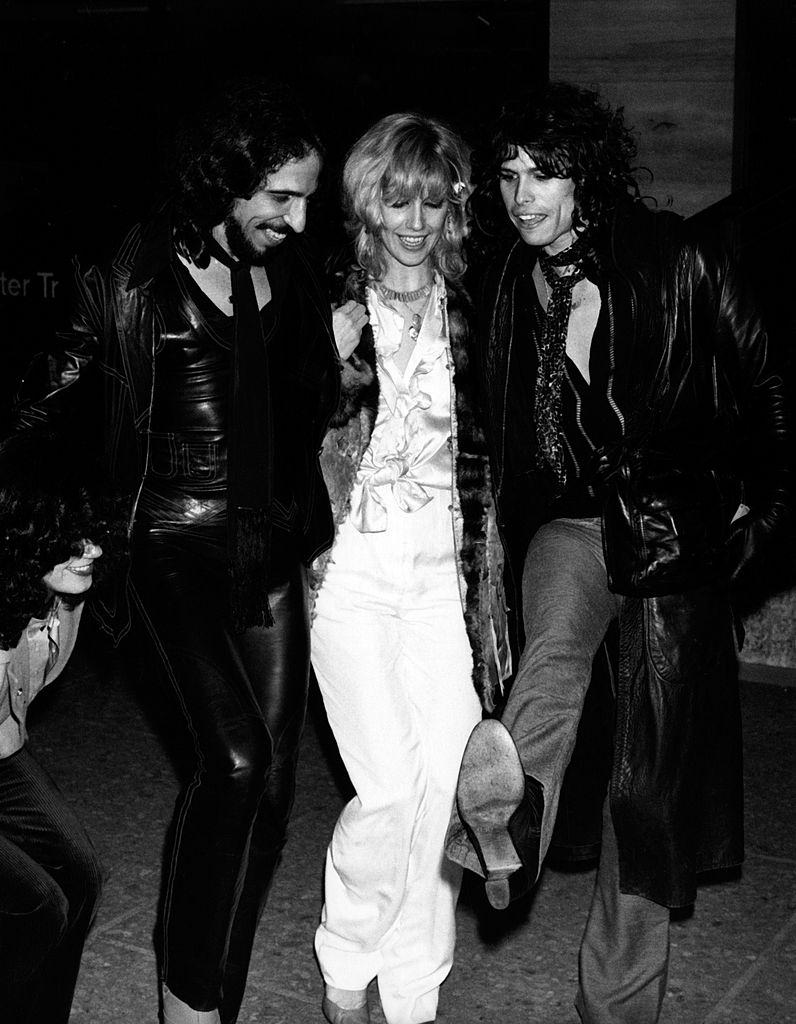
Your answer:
(534, 235), (590, 486)
(207, 237), (274, 631)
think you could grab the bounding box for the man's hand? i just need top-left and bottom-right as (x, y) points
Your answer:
(332, 300), (368, 361)
(729, 507), (776, 590)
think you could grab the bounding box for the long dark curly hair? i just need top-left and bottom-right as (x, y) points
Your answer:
(172, 77), (323, 267)
(469, 82), (640, 256)
(0, 432), (128, 650)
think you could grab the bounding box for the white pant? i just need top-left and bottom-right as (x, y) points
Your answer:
(312, 490), (481, 1024)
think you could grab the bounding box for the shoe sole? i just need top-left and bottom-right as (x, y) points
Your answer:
(456, 720), (526, 909)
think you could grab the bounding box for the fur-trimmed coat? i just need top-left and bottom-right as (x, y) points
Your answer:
(309, 269), (510, 710)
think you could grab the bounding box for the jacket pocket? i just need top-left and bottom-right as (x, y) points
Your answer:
(180, 440), (219, 481)
(147, 432), (178, 479)
(643, 589), (725, 685)
(146, 432), (222, 481)
(602, 454), (738, 597)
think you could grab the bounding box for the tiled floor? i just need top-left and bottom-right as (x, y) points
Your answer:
(26, 630), (796, 1023)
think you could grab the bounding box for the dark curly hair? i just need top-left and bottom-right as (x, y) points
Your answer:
(172, 77), (323, 267)
(469, 82), (640, 255)
(0, 432), (128, 650)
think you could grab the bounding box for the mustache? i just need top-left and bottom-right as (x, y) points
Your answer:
(256, 222), (293, 237)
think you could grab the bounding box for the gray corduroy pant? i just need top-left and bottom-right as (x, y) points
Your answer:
(504, 517), (670, 1024)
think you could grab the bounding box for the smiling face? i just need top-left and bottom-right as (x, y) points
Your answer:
(218, 150), (322, 266)
(42, 540), (103, 598)
(498, 147), (577, 255)
(377, 192), (448, 281)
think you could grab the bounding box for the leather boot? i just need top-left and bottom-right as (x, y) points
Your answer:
(455, 719), (543, 909)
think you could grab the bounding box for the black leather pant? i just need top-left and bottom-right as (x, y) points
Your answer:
(131, 518), (309, 1023)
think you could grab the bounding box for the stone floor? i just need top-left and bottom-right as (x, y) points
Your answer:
(26, 624), (796, 1024)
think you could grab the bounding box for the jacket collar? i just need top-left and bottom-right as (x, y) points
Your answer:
(127, 204), (175, 291)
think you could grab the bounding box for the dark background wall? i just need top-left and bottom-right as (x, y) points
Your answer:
(0, 0), (547, 417)
(1, 0), (793, 430)
(550, 0), (737, 217)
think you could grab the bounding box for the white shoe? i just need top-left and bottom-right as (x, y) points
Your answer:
(322, 986), (370, 1024)
(162, 985), (221, 1024)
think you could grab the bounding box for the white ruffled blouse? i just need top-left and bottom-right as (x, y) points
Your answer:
(349, 274), (454, 534)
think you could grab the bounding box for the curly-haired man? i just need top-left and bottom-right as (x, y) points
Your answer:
(16, 79), (342, 1024)
(446, 82), (791, 1023)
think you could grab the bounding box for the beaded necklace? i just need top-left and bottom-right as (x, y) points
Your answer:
(377, 282), (432, 345)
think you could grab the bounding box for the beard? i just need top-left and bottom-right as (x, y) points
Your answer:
(223, 214), (291, 266)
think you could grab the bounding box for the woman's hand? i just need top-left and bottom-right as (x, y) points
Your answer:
(332, 300), (369, 362)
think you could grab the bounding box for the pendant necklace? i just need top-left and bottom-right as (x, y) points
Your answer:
(407, 310), (423, 343)
(378, 281), (433, 345)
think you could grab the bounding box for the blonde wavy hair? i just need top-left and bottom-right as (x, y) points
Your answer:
(342, 112), (471, 283)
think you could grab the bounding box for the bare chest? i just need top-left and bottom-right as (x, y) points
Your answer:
(533, 265), (601, 384)
(178, 254), (272, 316)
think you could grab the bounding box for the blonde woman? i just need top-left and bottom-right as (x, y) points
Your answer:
(311, 113), (509, 1024)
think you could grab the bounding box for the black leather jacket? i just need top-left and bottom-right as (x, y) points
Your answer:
(14, 210), (341, 642)
(479, 202), (791, 906)
(484, 204), (790, 592)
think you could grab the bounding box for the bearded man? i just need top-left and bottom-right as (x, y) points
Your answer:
(16, 78), (349, 1024)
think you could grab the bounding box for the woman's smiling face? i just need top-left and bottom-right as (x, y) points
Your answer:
(42, 540), (103, 597)
(377, 192), (448, 275)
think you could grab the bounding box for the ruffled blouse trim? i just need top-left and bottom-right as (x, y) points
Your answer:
(350, 274), (452, 533)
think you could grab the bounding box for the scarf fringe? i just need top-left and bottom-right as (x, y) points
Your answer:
(229, 509), (274, 631)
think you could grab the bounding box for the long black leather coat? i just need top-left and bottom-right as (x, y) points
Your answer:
(15, 210), (341, 643)
(479, 202), (791, 906)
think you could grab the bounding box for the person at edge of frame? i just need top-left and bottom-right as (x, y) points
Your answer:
(10, 78), (365, 1024)
(444, 81), (792, 1024)
(0, 430), (127, 1024)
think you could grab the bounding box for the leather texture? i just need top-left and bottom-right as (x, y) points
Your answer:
(132, 522), (310, 1020)
(476, 200), (791, 906)
(600, 453), (741, 596)
(12, 206), (341, 644)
